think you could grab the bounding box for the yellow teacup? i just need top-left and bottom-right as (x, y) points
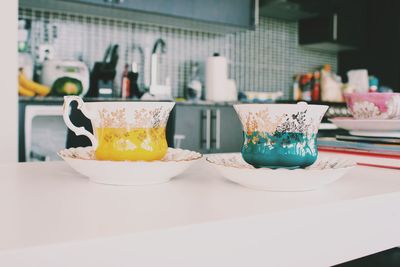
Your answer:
(63, 96), (175, 161)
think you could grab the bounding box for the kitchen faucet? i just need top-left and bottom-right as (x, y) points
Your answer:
(149, 38), (171, 98)
(150, 38), (166, 86)
(152, 38), (166, 54)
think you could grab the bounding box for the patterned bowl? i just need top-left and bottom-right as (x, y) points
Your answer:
(344, 92), (400, 119)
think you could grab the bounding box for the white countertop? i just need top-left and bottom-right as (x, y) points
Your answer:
(1, 155), (400, 266)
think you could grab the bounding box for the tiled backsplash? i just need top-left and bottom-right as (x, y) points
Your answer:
(19, 8), (337, 99)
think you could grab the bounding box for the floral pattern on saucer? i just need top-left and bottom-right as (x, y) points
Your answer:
(207, 154), (354, 171)
(58, 147), (202, 186)
(206, 153), (355, 191)
(58, 147), (202, 162)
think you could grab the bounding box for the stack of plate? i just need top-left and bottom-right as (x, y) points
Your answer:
(329, 118), (400, 138)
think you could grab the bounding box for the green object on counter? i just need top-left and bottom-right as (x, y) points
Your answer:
(51, 77), (83, 96)
(241, 131), (318, 169)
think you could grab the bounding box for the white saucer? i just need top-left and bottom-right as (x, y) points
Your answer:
(206, 153), (355, 192)
(329, 117), (400, 137)
(58, 147), (202, 185)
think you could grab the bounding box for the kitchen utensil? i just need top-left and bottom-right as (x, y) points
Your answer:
(234, 102), (328, 169)
(186, 62), (202, 101)
(329, 117), (400, 138)
(63, 96), (175, 161)
(207, 153), (355, 191)
(149, 38), (171, 99)
(40, 59), (89, 96)
(128, 62), (142, 98)
(344, 92), (400, 119)
(86, 44), (119, 97)
(58, 147), (201, 185)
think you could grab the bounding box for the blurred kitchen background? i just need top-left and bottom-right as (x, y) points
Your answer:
(17, 0), (399, 162)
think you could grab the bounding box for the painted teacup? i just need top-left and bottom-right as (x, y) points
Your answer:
(63, 96), (175, 161)
(234, 102), (328, 169)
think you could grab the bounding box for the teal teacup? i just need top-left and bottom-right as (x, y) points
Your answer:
(234, 103), (328, 169)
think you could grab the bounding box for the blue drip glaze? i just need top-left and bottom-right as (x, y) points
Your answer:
(241, 131), (318, 169)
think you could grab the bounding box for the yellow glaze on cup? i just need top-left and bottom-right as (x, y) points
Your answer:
(95, 127), (168, 161)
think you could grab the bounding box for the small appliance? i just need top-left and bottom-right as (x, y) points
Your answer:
(86, 44), (119, 98)
(40, 60), (89, 96)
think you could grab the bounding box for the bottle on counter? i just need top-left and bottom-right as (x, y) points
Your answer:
(320, 64), (344, 102)
(121, 63), (130, 99)
(311, 71), (321, 102)
(368, 75), (379, 92)
(293, 75), (302, 101)
(300, 73), (313, 102)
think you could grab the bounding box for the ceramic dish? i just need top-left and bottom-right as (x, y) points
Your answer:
(58, 147), (202, 185)
(206, 153), (355, 191)
(329, 117), (400, 138)
(344, 92), (400, 119)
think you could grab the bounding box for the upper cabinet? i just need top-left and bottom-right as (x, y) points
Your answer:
(19, 0), (257, 33)
(191, 0), (256, 28)
(118, 0), (256, 28)
(259, 0), (318, 21)
(338, 0), (400, 91)
(118, 0), (194, 19)
(298, 0), (366, 52)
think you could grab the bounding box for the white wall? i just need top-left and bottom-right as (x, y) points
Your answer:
(0, 1), (18, 161)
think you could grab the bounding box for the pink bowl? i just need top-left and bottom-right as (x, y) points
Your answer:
(344, 92), (400, 119)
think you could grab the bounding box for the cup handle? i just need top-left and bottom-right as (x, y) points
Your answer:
(63, 96), (98, 149)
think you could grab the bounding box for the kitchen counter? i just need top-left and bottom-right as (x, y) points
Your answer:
(18, 96), (240, 106)
(1, 154), (400, 266)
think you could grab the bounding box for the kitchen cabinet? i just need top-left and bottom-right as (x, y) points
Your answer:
(298, 0), (366, 52)
(338, 0), (400, 91)
(20, 0), (257, 33)
(117, 0), (194, 19)
(67, 0), (193, 16)
(67, 0), (111, 7)
(259, 0), (318, 21)
(174, 105), (242, 154)
(73, 0), (256, 28)
(191, 0), (255, 28)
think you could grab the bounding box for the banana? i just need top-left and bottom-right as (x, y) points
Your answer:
(18, 71), (51, 96)
(18, 85), (35, 97)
